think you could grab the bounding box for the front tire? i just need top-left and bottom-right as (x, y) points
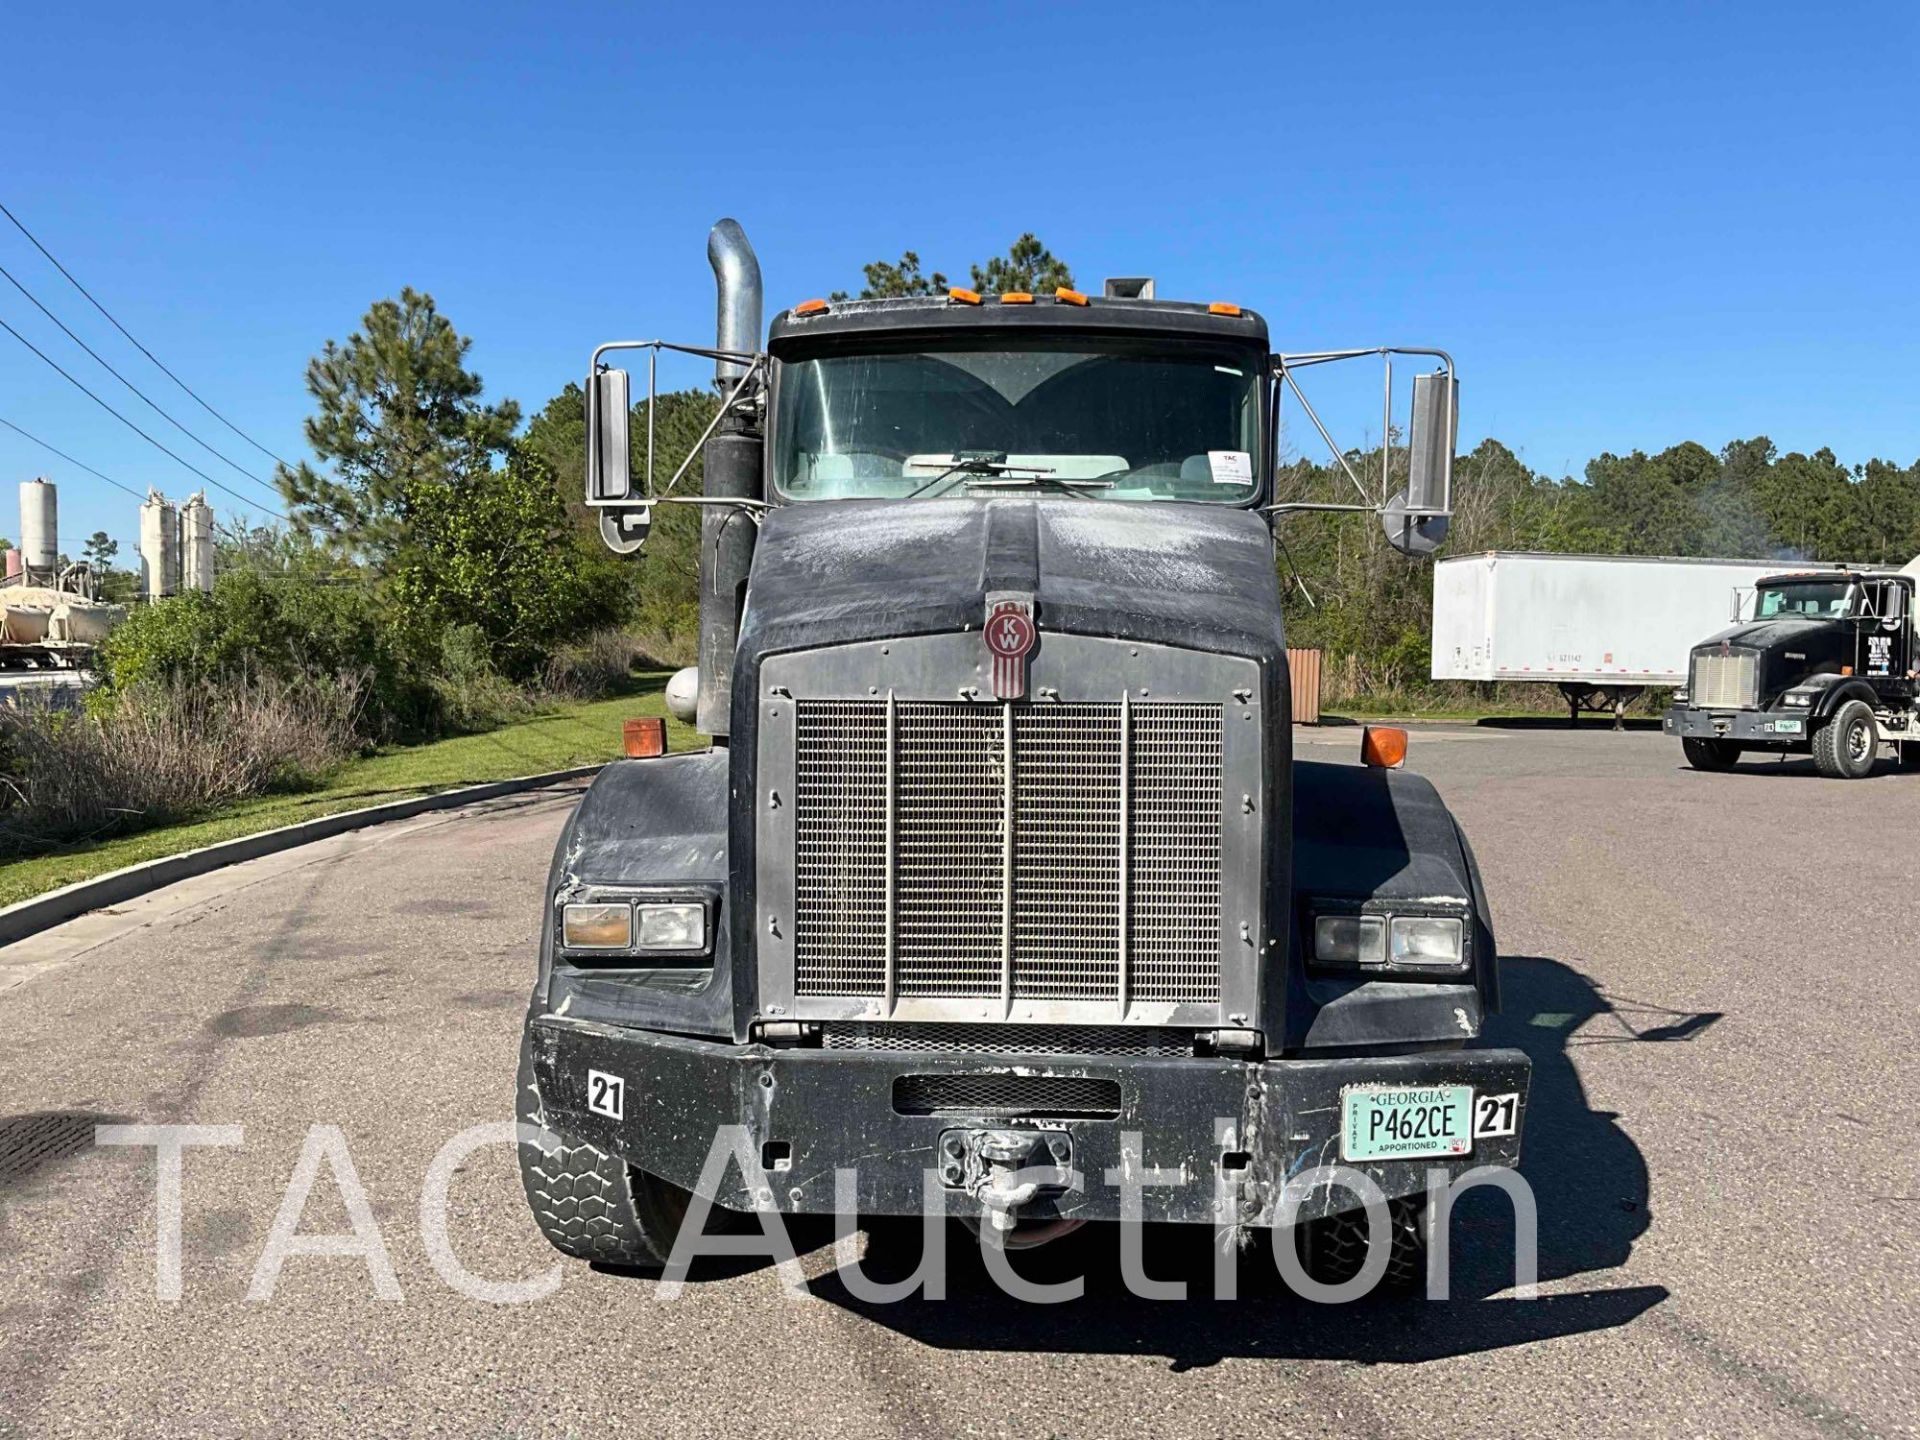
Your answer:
(1811, 700), (1878, 779)
(516, 1030), (690, 1268)
(1682, 736), (1742, 771)
(1295, 1196), (1429, 1293)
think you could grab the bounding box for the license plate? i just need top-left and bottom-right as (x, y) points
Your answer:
(1773, 718), (1803, 734)
(1341, 1084), (1473, 1161)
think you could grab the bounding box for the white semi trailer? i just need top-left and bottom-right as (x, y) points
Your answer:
(1430, 551), (1788, 725)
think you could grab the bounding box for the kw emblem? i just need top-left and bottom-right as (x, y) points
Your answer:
(985, 595), (1037, 700)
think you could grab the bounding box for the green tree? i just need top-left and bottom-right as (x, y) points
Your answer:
(831, 252), (949, 301)
(275, 288), (520, 564)
(387, 448), (629, 682)
(83, 530), (119, 570)
(521, 381), (719, 664)
(831, 235), (1075, 301)
(970, 233), (1074, 295)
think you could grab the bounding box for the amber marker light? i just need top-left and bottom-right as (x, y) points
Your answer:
(1209, 301), (1244, 316)
(999, 292), (1034, 304)
(1055, 287), (1089, 306)
(623, 716), (668, 757)
(948, 287), (982, 305)
(1361, 725), (1409, 769)
(792, 298), (830, 315)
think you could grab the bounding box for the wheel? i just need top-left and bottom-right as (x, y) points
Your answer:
(1681, 736), (1742, 771)
(1294, 1195), (1429, 1292)
(516, 1029), (690, 1268)
(1811, 700), (1878, 779)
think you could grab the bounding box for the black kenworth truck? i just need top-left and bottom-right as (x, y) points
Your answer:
(1665, 566), (1920, 778)
(516, 220), (1530, 1286)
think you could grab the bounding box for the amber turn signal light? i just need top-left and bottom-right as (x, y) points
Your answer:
(1361, 725), (1408, 769)
(623, 716), (668, 758)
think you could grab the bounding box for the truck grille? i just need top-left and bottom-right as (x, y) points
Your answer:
(1690, 650), (1758, 709)
(792, 700), (1222, 1007)
(891, 1073), (1124, 1119)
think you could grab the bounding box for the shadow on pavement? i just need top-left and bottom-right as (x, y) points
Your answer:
(1473, 715), (1665, 732)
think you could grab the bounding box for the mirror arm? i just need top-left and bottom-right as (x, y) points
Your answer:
(1275, 363), (1375, 505)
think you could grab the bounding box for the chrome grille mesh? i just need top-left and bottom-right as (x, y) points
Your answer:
(1013, 705), (1122, 1000)
(792, 702), (887, 995)
(1130, 706), (1223, 1002)
(895, 705), (1003, 997)
(1690, 651), (1758, 709)
(792, 699), (1223, 1008)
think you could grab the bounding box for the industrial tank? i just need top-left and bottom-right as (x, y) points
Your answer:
(19, 478), (56, 575)
(181, 492), (215, 592)
(140, 490), (179, 600)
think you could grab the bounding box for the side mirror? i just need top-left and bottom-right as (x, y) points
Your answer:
(585, 368), (632, 504)
(1383, 369), (1457, 556)
(1731, 588), (1744, 622)
(1885, 587), (1907, 627)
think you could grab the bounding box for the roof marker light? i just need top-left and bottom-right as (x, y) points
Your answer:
(948, 287), (982, 306)
(793, 298), (830, 316)
(999, 292), (1034, 305)
(1055, 287), (1089, 306)
(1209, 301), (1244, 316)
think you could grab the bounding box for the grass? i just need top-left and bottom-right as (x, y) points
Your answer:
(0, 671), (698, 911)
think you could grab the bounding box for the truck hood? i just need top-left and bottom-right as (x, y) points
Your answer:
(735, 497), (1287, 666)
(1693, 615), (1837, 652)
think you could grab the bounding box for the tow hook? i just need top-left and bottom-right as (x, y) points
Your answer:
(944, 1128), (1073, 1246)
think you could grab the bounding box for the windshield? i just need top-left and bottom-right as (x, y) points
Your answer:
(1755, 581), (1853, 618)
(772, 341), (1263, 502)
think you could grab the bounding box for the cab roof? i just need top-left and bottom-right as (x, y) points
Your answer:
(767, 292), (1268, 354)
(1756, 567), (1907, 587)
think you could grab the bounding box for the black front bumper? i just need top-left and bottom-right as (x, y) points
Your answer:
(528, 1016), (1530, 1226)
(1664, 704), (1809, 745)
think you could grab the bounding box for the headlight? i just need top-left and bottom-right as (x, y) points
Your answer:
(562, 902), (632, 949)
(1784, 692), (1813, 707)
(1390, 915), (1465, 967)
(636, 901), (707, 952)
(1313, 914), (1385, 966)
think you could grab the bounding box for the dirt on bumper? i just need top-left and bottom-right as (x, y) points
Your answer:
(529, 1016), (1531, 1226)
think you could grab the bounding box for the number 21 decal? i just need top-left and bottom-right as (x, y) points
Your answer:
(587, 1069), (625, 1121)
(1473, 1092), (1519, 1138)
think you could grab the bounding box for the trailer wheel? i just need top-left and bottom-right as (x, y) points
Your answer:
(1681, 737), (1741, 771)
(1811, 700), (1878, 779)
(515, 1030), (689, 1269)
(1294, 1196), (1428, 1293)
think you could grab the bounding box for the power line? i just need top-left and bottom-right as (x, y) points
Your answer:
(0, 314), (287, 519)
(0, 259), (282, 504)
(0, 414), (146, 501)
(0, 200), (293, 468)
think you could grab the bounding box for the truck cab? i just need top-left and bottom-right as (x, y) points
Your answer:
(1665, 567), (1919, 778)
(516, 221), (1530, 1291)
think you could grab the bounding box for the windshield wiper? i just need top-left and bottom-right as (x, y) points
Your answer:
(962, 474), (1115, 494)
(904, 451), (1057, 499)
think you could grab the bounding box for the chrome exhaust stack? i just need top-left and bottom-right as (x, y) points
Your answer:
(697, 219), (765, 739)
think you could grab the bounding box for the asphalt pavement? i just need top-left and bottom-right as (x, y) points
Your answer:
(1, 726), (1915, 1438)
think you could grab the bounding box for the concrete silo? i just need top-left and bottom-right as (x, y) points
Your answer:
(180, 492), (214, 593)
(140, 489), (179, 600)
(19, 478), (57, 580)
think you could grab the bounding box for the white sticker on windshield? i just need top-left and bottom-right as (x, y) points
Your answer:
(1208, 450), (1253, 486)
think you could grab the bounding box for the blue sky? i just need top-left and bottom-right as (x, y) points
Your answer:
(3, 1), (1915, 557)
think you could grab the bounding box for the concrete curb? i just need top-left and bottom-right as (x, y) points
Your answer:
(0, 763), (605, 949)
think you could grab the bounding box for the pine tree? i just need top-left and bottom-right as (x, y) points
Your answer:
(275, 288), (520, 564)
